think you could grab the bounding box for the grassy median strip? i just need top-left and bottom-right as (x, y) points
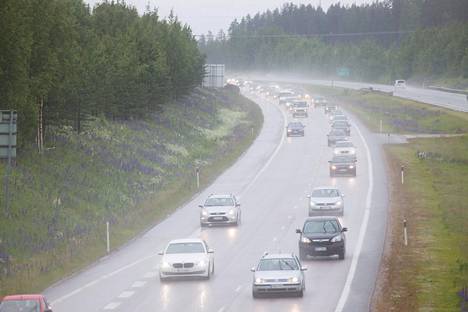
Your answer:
(0, 88), (263, 295)
(304, 84), (468, 310)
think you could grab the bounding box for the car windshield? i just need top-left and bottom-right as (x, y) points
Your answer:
(330, 130), (345, 135)
(336, 142), (353, 148)
(289, 122), (303, 128)
(334, 115), (347, 119)
(332, 156), (353, 163)
(304, 220), (340, 234)
(257, 258), (299, 271)
(0, 300), (40, 312)
(311, 189), (339, 197)
(294, 101), (307, 107)
(205, 197), (234, 206)
(165, 242), (205, 254)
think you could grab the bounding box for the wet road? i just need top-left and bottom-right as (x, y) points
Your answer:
(45, 88), (389, 312)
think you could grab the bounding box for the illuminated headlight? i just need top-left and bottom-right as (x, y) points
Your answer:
(287, 129), (292, 133)
(350, 150), (356, 154)
(201, 209), (208, 216)
(198, 260), (206, 267)
(334, 150), (340, 154)
(301, 237), (311, 243)
(255, 277), (264, 284)
(289, 277), (299, 283)
(309, 201), (317, 206)
(331, 165), (337, 170)
(228, 209), (235, 215)
(331, 235), (343, 243)
(335, 201), (342, 206)
(161, 261), (171, 269)
(349, 165), (354, 169)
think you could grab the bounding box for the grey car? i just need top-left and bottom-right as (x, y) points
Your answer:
(327, 129), (348, 146)
(308, 187), (344, 216)
(199, 194), (241, 226)
(251, 253), (307, 298)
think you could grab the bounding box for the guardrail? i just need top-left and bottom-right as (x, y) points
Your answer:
(427, 85), (468, 96)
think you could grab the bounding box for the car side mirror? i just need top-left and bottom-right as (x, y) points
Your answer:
(198, 204), (203, 208)
(296, 228), (302, 234)
(301, 266), (308, 271)
(158, 251), (164, 255)
(208, 249), (214, 254)
(250, 267), (256, 272)
(342, 227), (348, 232)
(236, 203), (241, 207)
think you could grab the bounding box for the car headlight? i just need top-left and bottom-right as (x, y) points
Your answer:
(331, 165), (337, 170)
(301, 236), (311, 243)
(201, 209), (208, 216)
(349, 165), (354, 169)
(335, 201), (342, 206)
(309, 201), (317, 206)
(287, 129), (292, 132)
(331, 235), (343, 243)
(289, 277), (299, 283)
(161, 261), (171, 269)
(350, 150), (355, 154)
(228, 209), (235, 215)
(255, 277), (264, 284)
(334, 150), (340, 154)
(198, 260), (206, 267)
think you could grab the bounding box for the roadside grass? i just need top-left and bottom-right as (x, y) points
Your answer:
(305, 85), (468, 134)
(378, 137), (468, 311)
(0, 88), (263, 295)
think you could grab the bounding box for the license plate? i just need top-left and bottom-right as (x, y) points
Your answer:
(213, 217), (223, 220)
(315, 247), (327, 251)
(271, 284), (284, 288)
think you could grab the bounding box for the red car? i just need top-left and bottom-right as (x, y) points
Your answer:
(0, 294), (52, 312)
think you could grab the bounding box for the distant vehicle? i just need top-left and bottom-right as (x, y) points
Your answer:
(313, 96), (328, 108)
(333, 141), (356, 158)
(287, 122), (305, 137)
(324, 103), (338, 114)
(158, 238), (214, 281)
(327, 129), (348, 146)
(297, 216), (347, 260)
(330, 114), (348, 123)
(292, 100), (309, 118)
(308, 187), (344, 216)
(251, 253), (307, 298)
(0, 294), (53, 312)
(329, 155), (357, 177)
(199, 194), (241, 226)
(394, 80), (406, 89)
(278, 90), (295, 104)
(331, 121), (351, 136)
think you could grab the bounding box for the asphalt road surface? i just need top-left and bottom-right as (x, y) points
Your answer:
(44, 87), (389, 312)
(249, 75), (468, 112)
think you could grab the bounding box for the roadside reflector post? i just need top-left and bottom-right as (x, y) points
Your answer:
(251, 127), (254, 137)
(401, 165), (405, 184)
(403, 219), (408, 246)
(196, 167), (200, 189)
(106, 221), (110, 253)
(380, 119), (383, 133)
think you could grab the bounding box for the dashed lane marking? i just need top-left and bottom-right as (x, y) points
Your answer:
(118, 291), (135, 299)
(131, 281), (147, 288)
(103, 302), (121, 310)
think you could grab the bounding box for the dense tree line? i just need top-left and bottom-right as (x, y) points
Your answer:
(199, 0), (468, 83)
(0, 0), (205, 148)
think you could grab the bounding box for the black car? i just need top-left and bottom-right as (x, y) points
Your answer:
(287, 122), (305, 137)
(329, 155), (357, 177)
(331, 121), (351, 136)
(296, 216), (347, 260)
(327, 129), (348, 146)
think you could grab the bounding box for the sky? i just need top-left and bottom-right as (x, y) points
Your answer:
(84, 0), (372, 35)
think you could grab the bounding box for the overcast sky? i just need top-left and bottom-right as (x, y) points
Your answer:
(84, 0), (372, 35)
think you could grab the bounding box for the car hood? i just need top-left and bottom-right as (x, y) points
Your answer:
(162, 253), (207, 263)
(310, 197), (341, 204)
(303, 232), (339, 240)
(255, 270), (302, 280)
(330, 160), (355, 165)
(203, 205), (233, 213)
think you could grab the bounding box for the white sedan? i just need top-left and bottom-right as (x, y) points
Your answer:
(159, 238), (214, 281)
(333, 141), (356, 158)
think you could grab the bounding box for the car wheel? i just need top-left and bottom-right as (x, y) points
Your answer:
(330, 170), (334, 177)
(252, 290), (260, 298)
(297, 289), (304, 297)
(211, 261), (215, 275)
(205, 266), (211, 279)
(299, 248), (307, 261)
(338, 249), (345, 260)
(327, 141), (331, 147)
(159, 274), (167, 283)
(200, 222), (206, 228)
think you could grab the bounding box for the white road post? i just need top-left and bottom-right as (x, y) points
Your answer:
(401, 165), (405, 184)
(379, 119), (383, 133)
(106, 221), (110, 253)
(196, 167), (200, 189)
(403, 219), (408, 246)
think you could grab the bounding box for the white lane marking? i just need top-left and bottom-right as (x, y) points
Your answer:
(272, 237), (278, 242)
(235, 285), (242, 292)
(281, 225), (286, 230)
(118, 291), (135, 298)
(131, 281), (147, 288)
(217, 306), (226, 312)
(50, 253), (157, 305)
(334, 120), (374, 312)
(103, 302), (121, 310)
(238, 95), (288, 197)
(143, 271), (157, 279)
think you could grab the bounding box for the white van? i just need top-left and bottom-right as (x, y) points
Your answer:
(394, 80), (406, 89)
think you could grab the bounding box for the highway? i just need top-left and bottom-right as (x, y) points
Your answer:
(249, 75), (468, 112)
(44, 87), (389, 312)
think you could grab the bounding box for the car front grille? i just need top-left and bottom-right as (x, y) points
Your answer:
(172, 262), (195, 269)
(264, 278), (289, 283)
(209, 212), (226, 215)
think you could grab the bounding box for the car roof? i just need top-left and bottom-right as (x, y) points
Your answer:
(208, 194), (233, 199)
(262, 253), (296, 259)
(2, 294), (43, 301)
(167, 238), (204, 244)
(305, 216), (340, 222)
